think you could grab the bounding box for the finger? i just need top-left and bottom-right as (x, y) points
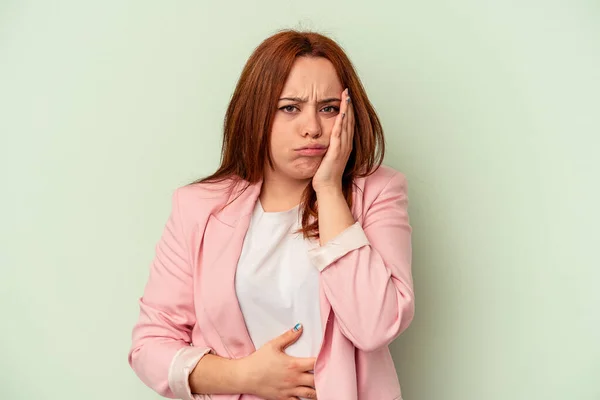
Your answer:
(341, 88), (349, 134)
(273, 323), (303, 350)
(286, 356), (317, 371)
(332, 101), (345, 138)
(333, 88), (348, 139)
(348, 88), (356, 146)
(342, 89), (350, 148)
(290, 386), (318, 399)
(342, 88), (353, 151)
(296, 372), (316, 388)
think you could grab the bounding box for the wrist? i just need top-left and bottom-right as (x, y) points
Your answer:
(233, 356), (255, 395)
(189, 354), (252, 395)
(314, 184), (343, 197)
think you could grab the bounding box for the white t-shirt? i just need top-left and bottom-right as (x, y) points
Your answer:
(235, 199), (323, 360)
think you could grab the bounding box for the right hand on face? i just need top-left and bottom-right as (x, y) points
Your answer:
(239, 324), (317, 400)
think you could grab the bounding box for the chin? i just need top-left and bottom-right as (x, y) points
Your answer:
(270, 159), (320, 182)
(293, 159), (321, 178)
(287, 167), (318, 181)
(287, 171), (315, 181)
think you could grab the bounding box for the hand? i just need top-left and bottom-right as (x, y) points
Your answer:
(312, 88), (354, 193)
(239, 324), (317, 400)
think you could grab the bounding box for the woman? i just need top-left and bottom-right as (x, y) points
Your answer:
(128, 30), (414, 400)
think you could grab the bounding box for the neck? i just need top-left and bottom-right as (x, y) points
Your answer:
(260, 170), (310, 212)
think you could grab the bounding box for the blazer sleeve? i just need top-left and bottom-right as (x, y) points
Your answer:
(308, 171), (415, 352)
(128, 188), (213, 400)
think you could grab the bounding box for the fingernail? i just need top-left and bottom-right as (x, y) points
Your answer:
(293, 322), (302, 331)
(342, 112), (346, 118)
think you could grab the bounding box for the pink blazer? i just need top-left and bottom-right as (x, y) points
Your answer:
(128, 165), (414, 400)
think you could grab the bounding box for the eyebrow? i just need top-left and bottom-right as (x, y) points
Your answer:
(278, 97), (341, 103)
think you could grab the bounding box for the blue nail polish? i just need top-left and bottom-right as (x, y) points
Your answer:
(293, 323), (302, 331)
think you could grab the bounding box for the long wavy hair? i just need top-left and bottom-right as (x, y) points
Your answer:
(194, 30), (385, 239)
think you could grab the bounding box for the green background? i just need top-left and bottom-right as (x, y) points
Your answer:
(1, 1), (598, 399)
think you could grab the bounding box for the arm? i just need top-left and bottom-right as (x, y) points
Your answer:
(311, 172), (415, 352)
(188, 354), (247, 395)
(130, 189), (317, 399)
(128, 188), (214, 399)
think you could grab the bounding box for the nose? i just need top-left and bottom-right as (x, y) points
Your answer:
(302, 110), (322, 138)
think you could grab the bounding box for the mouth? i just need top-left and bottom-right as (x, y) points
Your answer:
(295, 145), (328, 156)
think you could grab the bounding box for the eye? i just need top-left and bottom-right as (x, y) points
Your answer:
(279, 105), (299, 113)
(321, 105), (340, 113)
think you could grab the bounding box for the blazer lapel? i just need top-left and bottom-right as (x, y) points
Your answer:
(198, 179), (262, 359)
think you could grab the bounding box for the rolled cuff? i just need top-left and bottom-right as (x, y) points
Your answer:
(168, 345), (214, 400)
(308, 222), (370, 272)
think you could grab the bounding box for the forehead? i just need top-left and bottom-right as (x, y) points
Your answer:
(281, 57), (343, 94)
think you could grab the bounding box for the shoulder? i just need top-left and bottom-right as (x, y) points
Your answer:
(177, 177), (236, 203)
(171, 176), (243, 221)
(351, 166), (409, 222)
(354, 165), (408, 198)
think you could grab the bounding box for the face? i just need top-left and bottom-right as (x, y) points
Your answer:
(267, 56), (344, 182)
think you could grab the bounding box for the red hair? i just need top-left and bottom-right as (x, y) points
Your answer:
(195, 30), (385, 239)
